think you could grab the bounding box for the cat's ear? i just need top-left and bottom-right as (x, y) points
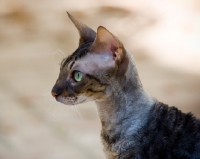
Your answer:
(90, 26), (124, 64)
(67, 12), (96, 46)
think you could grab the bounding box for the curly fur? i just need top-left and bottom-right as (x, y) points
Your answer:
(102, 102), (200, 159)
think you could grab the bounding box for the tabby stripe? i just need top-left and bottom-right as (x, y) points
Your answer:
(69, 61), (75, 69)
(61, 56), (72, 69)
(86, 74), (103, 84)
(87, 88), (103, 93)
(60, 43), (93, 70)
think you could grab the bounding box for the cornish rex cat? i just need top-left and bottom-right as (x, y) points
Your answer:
(51, 13), (200, 159)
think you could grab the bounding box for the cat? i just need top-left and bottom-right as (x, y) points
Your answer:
(51, 12), (200, 159)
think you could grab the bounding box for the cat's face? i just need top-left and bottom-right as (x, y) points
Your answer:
(52, 46), (114, 105)
(51, 13), (127, 105)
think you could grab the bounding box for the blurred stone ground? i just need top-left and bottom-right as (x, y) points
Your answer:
(0, 0), (200, 159)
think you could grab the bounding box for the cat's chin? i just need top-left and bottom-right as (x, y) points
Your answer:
(56, 96), (92, 106)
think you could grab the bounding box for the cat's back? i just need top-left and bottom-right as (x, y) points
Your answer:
(130, 102), (200, 159)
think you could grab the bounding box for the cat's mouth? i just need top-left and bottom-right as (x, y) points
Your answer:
(56, 95), (88, 105)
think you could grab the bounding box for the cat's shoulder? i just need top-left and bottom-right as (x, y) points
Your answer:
(144, 101), (200, 148)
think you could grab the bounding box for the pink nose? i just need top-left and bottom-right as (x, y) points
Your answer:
(51, 92), (58, 98)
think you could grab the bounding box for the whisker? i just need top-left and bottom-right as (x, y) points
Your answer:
(51, 49), (66, 63)
(56, 49), (66, 57)
(40, 92), (64, 121)
(48, 102), (63, 121)
(71, 105), (82, 119)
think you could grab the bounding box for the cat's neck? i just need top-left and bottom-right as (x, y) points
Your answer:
(95, 52), (155, 137)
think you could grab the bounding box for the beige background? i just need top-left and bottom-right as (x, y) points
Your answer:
(0, 0), (200, 158)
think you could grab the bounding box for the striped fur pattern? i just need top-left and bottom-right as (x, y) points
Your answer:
(51, 13), (200, 159)
(101, 102), (200, 159)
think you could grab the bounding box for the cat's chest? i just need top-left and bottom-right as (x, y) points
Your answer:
(101, 132), (137, 159)
(102, 140), (123, 159)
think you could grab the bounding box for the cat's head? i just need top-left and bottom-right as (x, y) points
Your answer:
(51, 13), (129, 105)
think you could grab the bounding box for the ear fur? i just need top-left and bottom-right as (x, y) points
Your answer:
(91, 26), (124, 64)
(67, 12), (96, 46)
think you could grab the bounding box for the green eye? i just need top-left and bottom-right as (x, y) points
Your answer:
(74, 71), (83, 82)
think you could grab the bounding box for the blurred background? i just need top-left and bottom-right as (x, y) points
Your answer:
(0, 0), (200, 158)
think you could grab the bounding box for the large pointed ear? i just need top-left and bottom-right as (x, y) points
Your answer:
(67, 12), (96, 46)
(90, 26), (124, 64)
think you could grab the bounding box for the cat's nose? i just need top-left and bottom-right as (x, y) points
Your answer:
(51, 84), (63, 98)
(51, 92), (58, 98)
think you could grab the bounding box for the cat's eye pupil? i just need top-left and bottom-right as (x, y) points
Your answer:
(74, 71), (82, 82)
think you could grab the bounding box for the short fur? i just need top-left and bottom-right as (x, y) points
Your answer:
(51, 13), (200, 159)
